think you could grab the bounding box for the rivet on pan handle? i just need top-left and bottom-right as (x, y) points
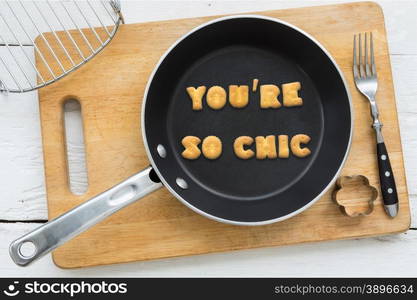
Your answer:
(9, 167), (162, 266)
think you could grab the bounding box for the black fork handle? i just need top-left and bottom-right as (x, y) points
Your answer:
(376, 141), (399, 216)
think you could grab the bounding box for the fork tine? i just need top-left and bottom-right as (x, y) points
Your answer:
(358, 34), (362, 69)
(353, 34), (359, 78)
(358, 33), (365, 78)
(365, 32), (371, 77)
(370, 32), (376, 75)
(364, 33), (368, 71)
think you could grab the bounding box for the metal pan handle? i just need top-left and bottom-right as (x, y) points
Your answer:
(9, 167), (162, 266)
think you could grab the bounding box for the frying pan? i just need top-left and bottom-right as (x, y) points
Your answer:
(10, 15), (353, 266)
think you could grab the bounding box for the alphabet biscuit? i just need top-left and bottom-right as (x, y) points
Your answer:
(202, 136), (222, 159)
(283, 82), (303, 107)
(255, 135), (277, 159)
(181, 136), (201, 160)
(278, 135), (290, 158)
(290, 134), (311, 157)
(186, 86), (206, 110)
(234, 136), (254, 159)
(229, 85), (249, 108)
(206, 86), (227, 110)
(260, 84), (281, 109)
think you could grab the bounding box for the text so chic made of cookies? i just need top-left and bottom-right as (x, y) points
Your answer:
(182, 79), (311, 161)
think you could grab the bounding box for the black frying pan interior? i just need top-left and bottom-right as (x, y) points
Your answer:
(144, 17), (351, 223)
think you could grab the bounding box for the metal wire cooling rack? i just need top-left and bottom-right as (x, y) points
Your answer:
(0, 0), (124, 93)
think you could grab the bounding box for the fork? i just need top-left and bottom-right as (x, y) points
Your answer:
(353, 32), (398, 217)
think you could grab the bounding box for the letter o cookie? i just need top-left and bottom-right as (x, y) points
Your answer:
(202, 136), (222, 159)
(206, 86), (227, 110)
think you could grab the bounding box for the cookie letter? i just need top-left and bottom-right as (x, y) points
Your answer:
(202, 136), (222, 160)
(233, 136), (254, 159)
(278, 135), (289, 158)
(186, 86), (206, 110)
(283, 82), (303, 107)
(206, 86), (227, 110)
(252, 78), (259, 92)
(260, 84), (281, 109)
(255, 135), (277, 159)
(229, 85), (249, 108)
(290, 134), (311, 158)
(181, 136), (201, 160)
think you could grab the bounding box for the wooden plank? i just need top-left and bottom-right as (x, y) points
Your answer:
(36, 2), (411, 268)
(1, 222), (417, 276)
(0, 91), (47, 221)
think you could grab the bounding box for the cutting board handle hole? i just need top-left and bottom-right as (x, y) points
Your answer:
(63, 98), (89, 195)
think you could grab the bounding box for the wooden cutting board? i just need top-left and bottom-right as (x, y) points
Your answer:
(38, 1), (410, 268)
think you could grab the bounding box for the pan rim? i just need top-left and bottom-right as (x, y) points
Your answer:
(141, 14), (354, 226)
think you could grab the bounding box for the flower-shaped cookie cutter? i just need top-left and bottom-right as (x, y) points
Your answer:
(333, 175), (378, 217)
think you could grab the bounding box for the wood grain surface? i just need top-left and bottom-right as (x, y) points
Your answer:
(36, 1), (410, 268)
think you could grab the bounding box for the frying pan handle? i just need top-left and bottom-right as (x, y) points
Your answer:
(9, 167), (162, 266)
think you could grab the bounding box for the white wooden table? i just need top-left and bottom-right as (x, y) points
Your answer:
(1, 0), (416, 277)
